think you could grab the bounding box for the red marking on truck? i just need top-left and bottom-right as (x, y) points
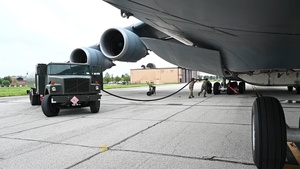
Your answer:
(70, 96), (79, 105)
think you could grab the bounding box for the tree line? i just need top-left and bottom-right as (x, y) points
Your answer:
(103, 72), (130, 84)
(0, 76), (12, 87)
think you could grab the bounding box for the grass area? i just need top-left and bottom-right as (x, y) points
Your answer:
(0, 86), (30, 97)
(0, 84), (152, 97)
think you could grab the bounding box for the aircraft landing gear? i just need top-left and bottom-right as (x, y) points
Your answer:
(213, 82), (221, 94)
(251, 96), (286, 169)
(213, 79), (246, 95)
(239, 81), (245, 94)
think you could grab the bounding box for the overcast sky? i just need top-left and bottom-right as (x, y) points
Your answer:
(0, 0), (175, 78)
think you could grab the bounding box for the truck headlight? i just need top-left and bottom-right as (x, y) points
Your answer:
(95, 86), (99, 90)
(51, 86), (56, 92)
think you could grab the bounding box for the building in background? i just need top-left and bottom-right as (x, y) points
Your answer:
(130, 67), (197, 84)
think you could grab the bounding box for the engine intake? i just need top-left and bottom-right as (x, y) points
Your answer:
(70, 45), (114, 71)
(100, 28), (148, 62)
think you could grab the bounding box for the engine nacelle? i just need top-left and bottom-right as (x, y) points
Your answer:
(70, 45), (115, 71)
(100, 28), (148, 62)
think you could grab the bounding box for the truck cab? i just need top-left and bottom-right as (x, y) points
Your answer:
(28, 62), (103, 117)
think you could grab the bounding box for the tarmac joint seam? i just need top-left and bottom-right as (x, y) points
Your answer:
(110, 149), (255, 166)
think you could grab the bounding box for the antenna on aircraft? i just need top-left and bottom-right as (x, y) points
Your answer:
(121, 10), (133, 18)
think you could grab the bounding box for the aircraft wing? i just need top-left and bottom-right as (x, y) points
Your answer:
(70, 0), (300, 86)
(123, 22), (223, 76)
(140, 38), (222, 76)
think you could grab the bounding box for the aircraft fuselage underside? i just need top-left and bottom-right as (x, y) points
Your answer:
(237, 69), (300, 86)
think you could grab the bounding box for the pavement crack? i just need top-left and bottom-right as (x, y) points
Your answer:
(65, 152), (101, 169)
(0, 136), (97, 161)
(65, 104), (200, 169)
(170, 120), (250, 126)
(0, 117), (82, 137)
(109, 103), (199, 149)
(110, 149), (255, 166)
(0, 119), (45, 130)
(0, 136), (97, 149)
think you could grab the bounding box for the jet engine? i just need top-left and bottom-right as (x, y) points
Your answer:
(100, 28), (148, 62)
(70, 28), (148, 71)
(70, 44), (115, 71)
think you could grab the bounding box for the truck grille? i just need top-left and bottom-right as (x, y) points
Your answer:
(64, 78), (89, 94)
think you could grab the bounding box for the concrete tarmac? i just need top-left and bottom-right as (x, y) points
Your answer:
(0, 83), (299, 169)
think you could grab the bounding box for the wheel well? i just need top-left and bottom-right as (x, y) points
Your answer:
(44, 89), (49, 95)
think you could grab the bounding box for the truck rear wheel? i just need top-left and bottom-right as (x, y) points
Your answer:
(29, 89), (40, 105)
(90, 100), (100, 113)
(29, 90), (35, 105)
(42, 95), (60, 117)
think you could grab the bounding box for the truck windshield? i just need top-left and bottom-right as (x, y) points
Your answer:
(48, 64), (91, 75)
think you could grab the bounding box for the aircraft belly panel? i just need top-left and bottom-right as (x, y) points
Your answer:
(141, 38), (223, 76)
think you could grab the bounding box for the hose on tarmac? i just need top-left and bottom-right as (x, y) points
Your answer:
(101, 80), (192, 102)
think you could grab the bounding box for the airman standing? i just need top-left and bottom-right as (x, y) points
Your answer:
(198, 78), (209, 97)
(189, 78), (196, 98)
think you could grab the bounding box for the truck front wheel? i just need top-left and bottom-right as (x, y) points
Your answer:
(90, 100), (100, 113)
(42, 95), (60, 117)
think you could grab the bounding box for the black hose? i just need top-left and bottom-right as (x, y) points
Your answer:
(101, 81), (191, 102)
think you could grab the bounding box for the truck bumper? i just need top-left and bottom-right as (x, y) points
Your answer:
(51, 94), (101, 104)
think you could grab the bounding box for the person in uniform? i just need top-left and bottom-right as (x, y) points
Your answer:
(189, 78), (196, 98)
(198, 78), (209, 97)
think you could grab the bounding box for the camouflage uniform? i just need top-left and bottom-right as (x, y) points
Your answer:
(189, 78), (196, 98)
(198, 79), (209, 97)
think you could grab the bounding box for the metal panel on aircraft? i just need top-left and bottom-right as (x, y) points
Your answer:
(141, 38), (223, 76)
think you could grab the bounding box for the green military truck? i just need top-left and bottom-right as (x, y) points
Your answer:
(28, 62), (102, 117)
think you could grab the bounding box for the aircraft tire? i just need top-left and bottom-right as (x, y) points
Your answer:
(207, 82), (212, 94)
(90, 100), (100, 113)
(251, 96), (286, 169)
(239, 82), (245, 94)
(227, 82), (235, 95)
(296, 87), (300, 94)
(41, 95), (60, 117)
(213, 82), (220, 95)
(231, 82), (238, 88)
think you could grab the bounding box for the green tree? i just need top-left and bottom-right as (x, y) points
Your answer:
(110, 75), (114, 83)
(123, 73), (130, 83)
(115, 76), (121, 83)
(121, 74), (125, 81)
(103, 72), (111, 84)
(3, 76), (12, 83)
(0, 78), (2, 85)
(2, 80), (10, 87)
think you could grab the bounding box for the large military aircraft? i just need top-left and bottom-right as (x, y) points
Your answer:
(69, 1), (300, 169)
